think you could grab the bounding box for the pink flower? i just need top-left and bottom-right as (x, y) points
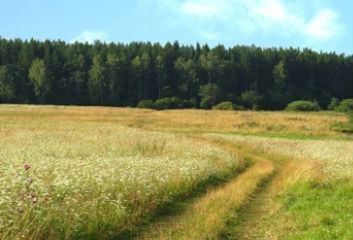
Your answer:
(24, 163), (31, 171)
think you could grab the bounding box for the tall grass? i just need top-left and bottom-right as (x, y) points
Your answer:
(0, 117), (239, 239)
(0, 105), (351, 239)
(215, 134), (353, 178)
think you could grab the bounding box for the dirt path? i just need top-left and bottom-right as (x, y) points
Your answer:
(225, 165), (283, 240)
(129, 136), (316, 240)
(225, 158), (316, 240)
(135, 157), (274, 239)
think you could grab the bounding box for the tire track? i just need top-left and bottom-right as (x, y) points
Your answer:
(136, 158), (274, 240)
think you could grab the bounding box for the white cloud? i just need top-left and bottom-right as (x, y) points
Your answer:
(253, 0), (287, 21)
(199, 30), (220, 40)
(71, 31), (107, 44)
(153, 0), (345, 44)
(239, 0), (344, 42)
(180, 0), (228, 18)
(304, 9), (343, 40)
(248, 1), (343, 41)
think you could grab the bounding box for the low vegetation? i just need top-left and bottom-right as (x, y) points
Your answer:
(212, 101), (235, 110)
(216, 134), (353, 178)
(281, 179), (353, 239)
(213, 134), (353, 239)
(139, 159), (274, 240)
(1, 105), (352, 239)
(0, 109), (240, 239)
(285, 100), (320, 112)
(333, 113), (353, 133)
(335, 98), (353, 112)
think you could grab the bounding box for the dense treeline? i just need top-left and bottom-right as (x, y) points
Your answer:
(0, 37), (353, 110)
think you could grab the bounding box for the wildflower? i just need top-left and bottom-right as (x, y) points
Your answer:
(27, 177), (33, 185)
(31, 192), (38, 204)
(24, 163), (31, 171)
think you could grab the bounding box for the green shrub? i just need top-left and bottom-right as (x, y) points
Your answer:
(187, 98), (198, 108)
(170, 97), (184, 109)
(136, 99), (155, 109)
(200, 97), (212, 109)
(335, 99), (353, 113)
(233, 104), (245, 110)
(154, 97), (185, 110)
(239, 90), (261, 110)
(328, 97), (339, 110)
(154, 98), (172, 110)
(285, 100), (320, 112)
(212, 101), (234, 110)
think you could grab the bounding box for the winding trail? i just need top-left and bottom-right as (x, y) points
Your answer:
(137, 159), (274, 240)
(130, 136), (315, 240)
(131, 138), (277, 240)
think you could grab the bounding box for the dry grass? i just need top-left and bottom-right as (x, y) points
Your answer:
(0, 104), (351, 240)
(0, 106), (241, 240)
(234, 158), (323, 240)
(0, 105), (346, 138)
(214, 134), (353, 179)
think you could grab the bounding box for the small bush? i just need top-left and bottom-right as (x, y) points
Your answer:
(233, 104), (245, 111)
(170, 97), (184, 109)
(285, 100), (320, 112)
(154, 97), (185, 110)
(154, 98), (172, 110)
(328, 97), (339, 110)
(136, 99), (155, 109)
(212, 101), (234, 110)
(187, 98), (198, 109)
(335, 99), (353, 113)
(239, 90), (261, 110)
(200, 97), (212, 109)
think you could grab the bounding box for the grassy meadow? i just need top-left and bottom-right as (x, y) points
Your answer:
(0, 105), (352, 239)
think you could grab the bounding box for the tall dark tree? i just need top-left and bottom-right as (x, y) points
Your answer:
(0, 65), (16, 102)
(88, 54), (107, 104)
(28, 58), (51, 103)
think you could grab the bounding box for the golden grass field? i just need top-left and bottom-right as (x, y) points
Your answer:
(0, 105), (352, 240)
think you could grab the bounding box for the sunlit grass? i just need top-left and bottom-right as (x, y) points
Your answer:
(281, 179), (353, 240)
(0, 104), (347, 138)
(0, 107), (239, 239)
(139, 159), (274, 240)
(214, 134), (353, 179)
(0, 105), (352, 240)
(213, 134), (353, 239)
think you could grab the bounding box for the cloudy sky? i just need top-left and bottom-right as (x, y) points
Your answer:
(1, 0), (352, 53)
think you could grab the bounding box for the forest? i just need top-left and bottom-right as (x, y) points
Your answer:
(0, 37), (352, 110)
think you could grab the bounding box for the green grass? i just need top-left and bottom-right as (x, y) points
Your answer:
(282, 179), (353, 240)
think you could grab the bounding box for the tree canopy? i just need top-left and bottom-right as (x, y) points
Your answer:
(0, 37), (352, 110)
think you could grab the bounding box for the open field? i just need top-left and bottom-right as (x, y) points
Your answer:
(0, 105), (353, 239)
(0, 105), (347, 138)
(213, 134), (353, 178)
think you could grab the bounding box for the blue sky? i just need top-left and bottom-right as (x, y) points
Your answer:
(1, 0), (352, 54)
